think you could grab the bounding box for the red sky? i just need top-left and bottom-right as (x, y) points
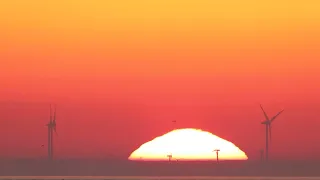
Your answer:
(1, 0), (320, 160)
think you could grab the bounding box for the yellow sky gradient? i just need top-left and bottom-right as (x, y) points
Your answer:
(1, 0), (320, 78)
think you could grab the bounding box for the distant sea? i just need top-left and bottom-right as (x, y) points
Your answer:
(2, 160), (320, 177)
(0, 176), (320, 180)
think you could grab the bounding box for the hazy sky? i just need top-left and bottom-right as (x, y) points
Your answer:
(1, 0), (320, 160)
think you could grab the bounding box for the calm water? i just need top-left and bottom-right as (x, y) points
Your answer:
(0, 176), (319, 180)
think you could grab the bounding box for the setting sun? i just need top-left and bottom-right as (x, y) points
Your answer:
(129, 128), (248, 161)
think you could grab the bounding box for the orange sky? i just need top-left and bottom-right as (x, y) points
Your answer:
(1, 0), (320, 160)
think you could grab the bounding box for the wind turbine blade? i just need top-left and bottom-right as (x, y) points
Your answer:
(270, 109), (284, 123)
(50, 104), (52, 122)
(53, 127), (58, 136)
(260, 104), (270, 121)
(53, 104), (57, 136)
(53, 105), (56, 126)
(53, 104), (56, 122)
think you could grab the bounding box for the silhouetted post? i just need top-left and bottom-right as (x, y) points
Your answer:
(167, 153), (172, 161)
(214, 149), (220, 162)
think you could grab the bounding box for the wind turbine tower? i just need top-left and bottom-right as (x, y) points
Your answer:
(214, 149), (220, 162)
(260, 104), (284, 161)
(46, 104), (57, 161)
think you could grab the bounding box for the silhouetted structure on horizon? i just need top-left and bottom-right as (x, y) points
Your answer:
(167, 153), (172, 161)
(46, 104), (57, 161)
(260, 104), (284, 161)
(214, 149), (220, 162)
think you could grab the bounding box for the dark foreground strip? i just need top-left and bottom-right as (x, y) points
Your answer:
(0, 176), (320, 180)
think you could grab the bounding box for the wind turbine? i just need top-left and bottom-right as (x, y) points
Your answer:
(46, 104), (58, 161)
(51, 104), (57, 159)
(260, 104), (284, 161)
(213, 149), (220, 162)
